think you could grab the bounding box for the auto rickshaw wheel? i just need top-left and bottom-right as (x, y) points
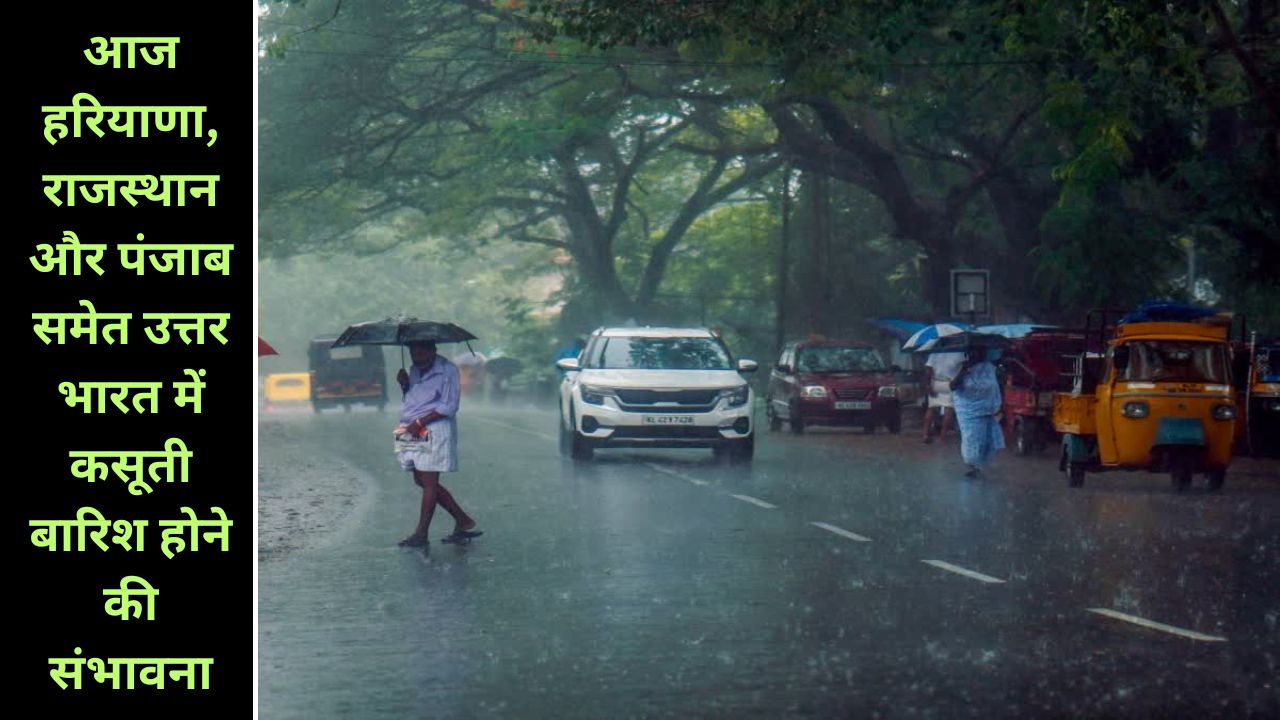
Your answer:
(1206, 469), (1226, 492)
(767, 407), (782, 432)
(1014, 419), (1031, 456)
(1170, 458), (1193, 493)
(1068, 464), (1085, 488)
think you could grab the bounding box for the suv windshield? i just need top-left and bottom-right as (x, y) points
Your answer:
(796, 346), (886, 373)
(1120, 341), (1228, 383)
(597, 337), (731, 370)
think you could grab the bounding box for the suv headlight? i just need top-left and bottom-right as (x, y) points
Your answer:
(580, 384), (609, 406)
(801, 385), (828, 398)
(720, 385), (750, 407)
(877, 385), (898, 398)
(1212, 404), (1236, 421)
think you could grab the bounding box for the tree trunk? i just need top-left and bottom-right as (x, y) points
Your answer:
(807, 172), (828, 335)
(775, 165), (792, 353)
(985, 174), (1056, 319)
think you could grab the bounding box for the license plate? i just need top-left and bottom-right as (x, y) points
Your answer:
(834, 401), (871, 410)
(643, 415), (694, 425)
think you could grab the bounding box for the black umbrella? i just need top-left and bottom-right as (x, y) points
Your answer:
(485, 357), (523, 378)
(333, 315), (478, 347)
(334, 315), (479, 369)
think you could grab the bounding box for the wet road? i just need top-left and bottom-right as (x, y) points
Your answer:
(258, 403), (1279, 718)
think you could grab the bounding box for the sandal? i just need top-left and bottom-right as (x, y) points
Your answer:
(441, 529), (483, 544)
(398, 534), (428, 547)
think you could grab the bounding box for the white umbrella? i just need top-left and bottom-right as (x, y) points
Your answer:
(453, 350), (487, 367)
(902, 323), (968, 352)
(974, 323), (1055, 338)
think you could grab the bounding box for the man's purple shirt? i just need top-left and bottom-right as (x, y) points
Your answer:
(400, 356), (460, 424)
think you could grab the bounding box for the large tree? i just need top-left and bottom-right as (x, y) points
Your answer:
(259, 0), (783, 321)
(530, 0), (1280, 324)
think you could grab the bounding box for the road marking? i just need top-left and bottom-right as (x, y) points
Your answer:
(645, 463), (710, 486)
(920, 559), (1006, 584)
(730, 494), (777, 510)
(809, 521), (872, 542)
(469, 416), (557, 442)
(1086, 608), (1227, 642)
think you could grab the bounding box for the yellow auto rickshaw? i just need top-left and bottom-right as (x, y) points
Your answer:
(264, 372), (311, 405)
(1054, 315), (1237, 491)
(1241, 335), (1280, 456)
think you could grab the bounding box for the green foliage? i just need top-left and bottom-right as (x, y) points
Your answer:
(259, 0), (1278, 343)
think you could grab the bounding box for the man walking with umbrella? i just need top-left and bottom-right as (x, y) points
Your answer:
(332, 316), (484, 546)
(394, 340), (481, 546)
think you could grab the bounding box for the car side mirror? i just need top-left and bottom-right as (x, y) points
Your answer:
(775, 363), (791, 375)
(1112, 346), (1130, 372)
(890, 364), (903, 373)
(738, 359), (759, 373)
(556, 358), (580, 371)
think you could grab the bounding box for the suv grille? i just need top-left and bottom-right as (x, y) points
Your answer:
(616, 389), (718, 405)
(614, 389), (719, 413)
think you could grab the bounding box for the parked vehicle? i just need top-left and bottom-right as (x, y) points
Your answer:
(308, 337), (387, 412)
(998, 329), (1085, 454)
(1054, 305), (1237, 491)
(1240, 336), (1280, 457)
(263, 372), (311, 407)
(767, 339), (901, 434)
(556, 327), (757, 461)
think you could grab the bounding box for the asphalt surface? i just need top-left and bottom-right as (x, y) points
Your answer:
(258, 401), (1279, 718)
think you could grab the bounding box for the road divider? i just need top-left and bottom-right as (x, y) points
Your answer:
(809, 521), (872, 542)
(1085, 608), (1227, 642)
(730, 494), (777, 510)
(920, 559), (1006, 584)
(645, 463), (710, 486)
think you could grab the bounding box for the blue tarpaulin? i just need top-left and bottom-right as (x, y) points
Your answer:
(1120, 300), (1217, 324)
(868, 318), (929, 340)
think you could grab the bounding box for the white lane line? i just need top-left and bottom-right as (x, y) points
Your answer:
(469, 416), (557, 442)
(809, 521), (872, 543)
(730, 494), (777, 510)
(1086, 608), (1227, 642)
(920, 559), (1006, 584)
(645, 463), (710, 486)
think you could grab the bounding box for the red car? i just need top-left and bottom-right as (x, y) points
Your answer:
(767, 340), (902, 434)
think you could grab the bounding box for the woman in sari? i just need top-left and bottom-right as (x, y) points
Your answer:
(950, 346), (1005, 477)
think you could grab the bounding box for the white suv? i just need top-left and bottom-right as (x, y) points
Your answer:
(557, 327), (758, 461)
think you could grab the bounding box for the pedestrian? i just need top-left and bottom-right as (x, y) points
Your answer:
(554, 336), (587, 377)
(922, 350), (964, 443)
(950, 345), (1005, 477)
(556, 335), (587, 362)
(393, 340), (481, 546)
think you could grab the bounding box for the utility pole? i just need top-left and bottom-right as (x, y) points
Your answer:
(774, 163), (792, 354)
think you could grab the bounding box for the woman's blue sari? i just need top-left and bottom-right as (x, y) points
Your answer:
(952, 361), (1005, 467)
